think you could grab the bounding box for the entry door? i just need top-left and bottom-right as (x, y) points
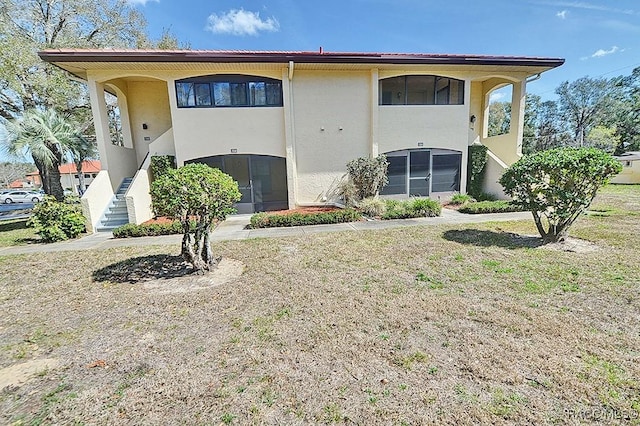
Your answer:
(224, 156), (253, 214)
(408, 150), (431, 196)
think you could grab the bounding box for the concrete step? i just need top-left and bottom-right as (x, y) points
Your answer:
(97, 177), (133, 232)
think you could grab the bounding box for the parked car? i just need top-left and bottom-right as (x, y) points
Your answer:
(0, 190), (44, 204)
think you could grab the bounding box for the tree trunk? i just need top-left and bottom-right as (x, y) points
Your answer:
(48, 163), (65, 201)
(76, 160), (86, 194)
(180, 218), (218, 273)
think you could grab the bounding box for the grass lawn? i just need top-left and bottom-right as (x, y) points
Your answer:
(0, 218), (38, 247)
(1, 185), (639, 424)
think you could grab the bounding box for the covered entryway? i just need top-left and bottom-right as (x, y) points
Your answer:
(188, 154), (289, 214)
(380, 149), (462, 197)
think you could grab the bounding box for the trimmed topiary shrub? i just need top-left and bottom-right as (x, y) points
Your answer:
(149, 155), (177, 217)
(499, 147), (622, 242)
(28, 196), (86, 243)
(149, 155), (176, 181)
(249, 209), (361, 228)
(150, 163), (241, 272)
(458, 200), (524, 214)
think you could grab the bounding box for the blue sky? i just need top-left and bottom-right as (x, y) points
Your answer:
(131, 0), (640, 101)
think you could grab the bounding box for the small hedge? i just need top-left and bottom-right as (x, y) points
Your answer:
(250, 209), (361, 228)
(112, 220), (195, 238)
(28, 196), (86, 243)
(458, 200), (524, 214)
(381, 198), (441, 220)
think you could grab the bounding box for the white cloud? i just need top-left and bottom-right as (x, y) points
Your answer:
(125, 0), (158, 5)
(206, 9), (279, 36)
(489, 92), (506, 103)
(556, 10), (567, 19)
(536, 1), (638, 15)
(581, 45), (622, 60)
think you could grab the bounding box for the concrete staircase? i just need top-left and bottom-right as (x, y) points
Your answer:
(96, 178), (132, 232)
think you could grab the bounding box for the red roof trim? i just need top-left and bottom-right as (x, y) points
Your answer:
(38, 49), (565, 68)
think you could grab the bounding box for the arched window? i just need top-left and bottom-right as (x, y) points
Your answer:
(175, 75), (283, 108)
(379, 75), (464, 105)
(487, 84), (513, 136)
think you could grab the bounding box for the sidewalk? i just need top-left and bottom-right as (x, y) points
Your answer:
(0, 209), (531, 256)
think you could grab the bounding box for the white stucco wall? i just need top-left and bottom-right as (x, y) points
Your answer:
(611, 160), (640, 184)
(127, 80), (173, 166)
(484, 150), (509, 199)
(80, 170), (114, 233)
(171, 107), (286, 163)
(292, 71), (371, 203)
(125, 169), (153, 224)
(378, 105), (468, 154)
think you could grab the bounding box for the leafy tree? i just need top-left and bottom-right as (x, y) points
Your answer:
(499, 148), (622, 243)
(0, 0), (149, 119)
(585, 126), (620, 153)
(556, 77), (616, 147)
(346, 155), (389, 201)
(487, 101), (511, 137)
(610, 67), (640, 153)
(0, 0), (187, 120)
(0, 161), (34, 188)
(522, 94), (540, 154)
(150, 163), (241, 273)
(2, 109), (79, 200)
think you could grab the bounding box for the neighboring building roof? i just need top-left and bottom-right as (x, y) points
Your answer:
(58, 160), (101, 174)
(615, 151), (640, 161)
(26, 160), (101, 176)
(38, 49), (565, 80)
(8, 179), (29, 188)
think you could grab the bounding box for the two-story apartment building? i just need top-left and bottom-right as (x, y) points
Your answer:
(39, 49), (563, 232)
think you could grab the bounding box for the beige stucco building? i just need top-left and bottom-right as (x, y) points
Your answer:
(39, 49), (563, 232)
(611, 151), (640, 184)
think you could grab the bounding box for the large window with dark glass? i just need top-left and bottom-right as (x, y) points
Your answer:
(379, 75), (464, 105)
(175, 75), (283, 108)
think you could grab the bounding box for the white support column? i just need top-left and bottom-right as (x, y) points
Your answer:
(511, 79), (527, 157)
(370, 68), (379, 157)
(87, 78), (111, 173)
(282, 66), (297, 209)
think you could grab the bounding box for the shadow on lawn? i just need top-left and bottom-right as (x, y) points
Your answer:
(443, 229), (543, 249)
(0, 218), (29, 232)
(93, 254), (195, 284)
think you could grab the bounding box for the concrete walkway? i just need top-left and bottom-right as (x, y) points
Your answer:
(0, 209), (531, 256)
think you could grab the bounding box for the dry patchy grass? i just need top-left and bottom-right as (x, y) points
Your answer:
(0, 185), (639, 425)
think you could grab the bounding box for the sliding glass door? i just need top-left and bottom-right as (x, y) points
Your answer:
(380, 149), (461, 197)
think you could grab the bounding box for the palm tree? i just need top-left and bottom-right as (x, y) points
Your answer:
(2, 109), (76, 201)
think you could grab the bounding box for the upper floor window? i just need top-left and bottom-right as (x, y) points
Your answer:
(175, 75), (283, 108)
(379, 75), (464, 106)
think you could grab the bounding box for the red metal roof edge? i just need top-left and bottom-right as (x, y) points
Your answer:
(27, 160), (101, 175)
(38, 49), (565, 68)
